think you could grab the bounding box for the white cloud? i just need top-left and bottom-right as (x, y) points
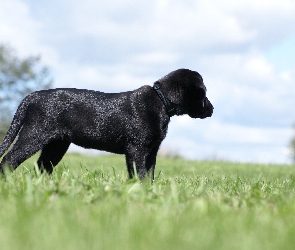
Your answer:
(132, 52), (179, 65)
(0, 1), (40, 54)
(163, 116), (293, 163)
(199, 50), (295, 128)
(58, 0), (257, 55)
(0, 0), (63, 83)
(215, 0), (295, 46)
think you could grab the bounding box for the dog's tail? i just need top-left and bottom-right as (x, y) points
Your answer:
(0, 97), (30, 158)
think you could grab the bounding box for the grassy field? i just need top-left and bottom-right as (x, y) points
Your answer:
(1, 153), (295, 250)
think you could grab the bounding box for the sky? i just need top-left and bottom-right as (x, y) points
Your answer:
(0, 0), (295, 164)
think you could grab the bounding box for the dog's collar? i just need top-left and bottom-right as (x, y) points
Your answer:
(153, 81), (176, 117)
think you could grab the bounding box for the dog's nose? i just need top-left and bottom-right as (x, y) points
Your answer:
(204, 97), (212, 107)
(206, 98), (214, 116)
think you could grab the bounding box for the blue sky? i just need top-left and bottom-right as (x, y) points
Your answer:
(266, 34), (295, 71)
(1, 0), (295, 163)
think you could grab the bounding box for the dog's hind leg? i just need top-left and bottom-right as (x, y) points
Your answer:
(0, 137), (44, 174)
(0, 123), (55, 174)
(37, 139), (71, 174)
(0, 98), (29, 159)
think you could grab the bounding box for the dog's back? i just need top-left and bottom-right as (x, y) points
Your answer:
(23, 88), (141, 152)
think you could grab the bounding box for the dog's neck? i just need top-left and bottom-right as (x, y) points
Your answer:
(153, 81), (176, 117)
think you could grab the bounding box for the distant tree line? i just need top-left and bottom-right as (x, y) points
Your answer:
(0, 44), (52, 141)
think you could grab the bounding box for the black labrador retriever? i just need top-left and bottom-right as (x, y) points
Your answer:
(0, 69), (213, 180)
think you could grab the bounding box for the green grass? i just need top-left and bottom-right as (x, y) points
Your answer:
(1, 153), (295, 250)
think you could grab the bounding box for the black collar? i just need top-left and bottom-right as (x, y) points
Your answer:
(153, 81), (176, 117)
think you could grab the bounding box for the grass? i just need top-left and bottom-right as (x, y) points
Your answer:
(1, 153), (295, 250)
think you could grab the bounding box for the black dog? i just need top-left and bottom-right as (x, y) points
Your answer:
(0, 69), (213, 180)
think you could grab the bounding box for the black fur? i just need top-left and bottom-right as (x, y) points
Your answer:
(0, 69), (213, 180)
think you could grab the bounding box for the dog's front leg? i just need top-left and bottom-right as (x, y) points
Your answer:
(146, 146), (160, 182)
(125, 150), (148, 180)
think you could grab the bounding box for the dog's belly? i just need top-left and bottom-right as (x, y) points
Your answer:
(71, 135), (126, 155)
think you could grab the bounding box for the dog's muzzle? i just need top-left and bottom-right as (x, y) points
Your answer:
(200, 97), (214, 119)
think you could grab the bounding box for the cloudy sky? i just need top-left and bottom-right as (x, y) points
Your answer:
(1, 0), (295, 164)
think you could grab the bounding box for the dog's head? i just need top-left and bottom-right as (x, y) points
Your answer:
(159, 69), (214, 119)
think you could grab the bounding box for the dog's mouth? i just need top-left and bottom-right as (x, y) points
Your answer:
(199, 108), (213, 119)
(188, 97), (214, 119)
